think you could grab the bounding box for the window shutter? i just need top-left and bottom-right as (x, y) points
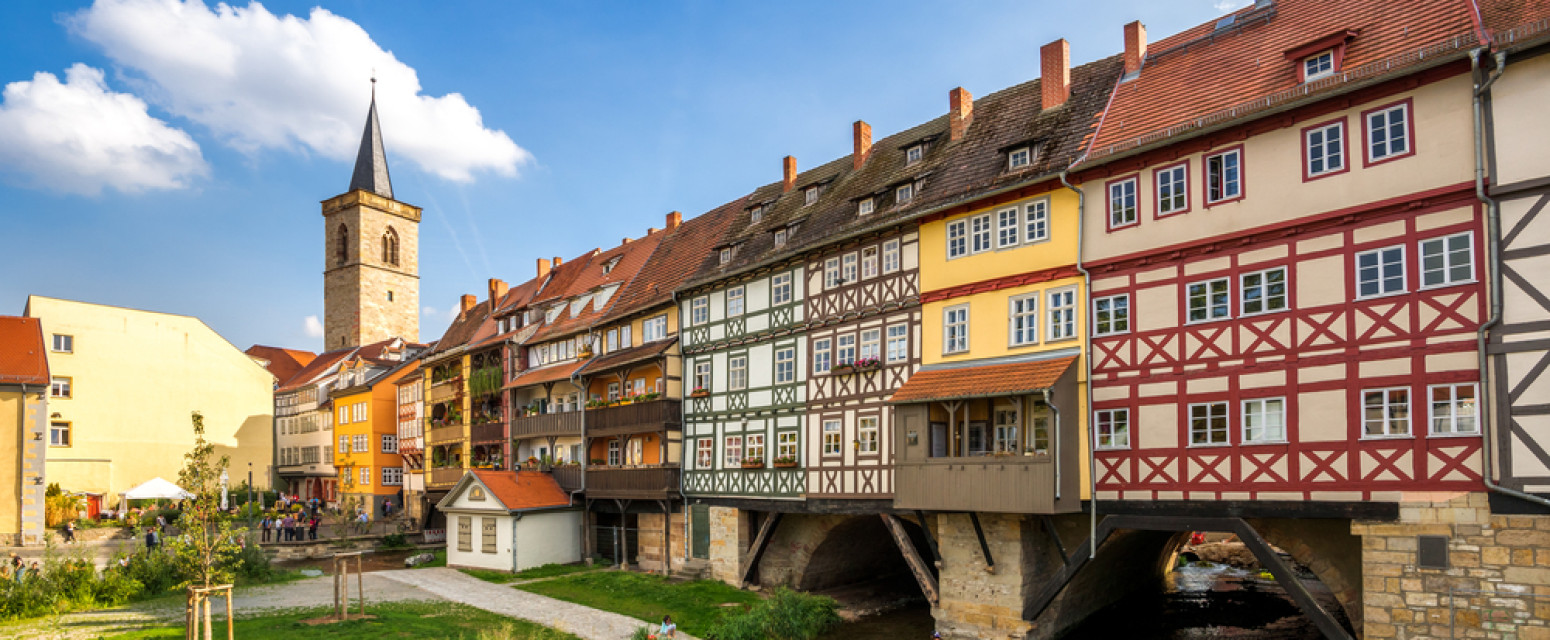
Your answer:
(481, 517), (498, 554)
(457, 516), (472, 552)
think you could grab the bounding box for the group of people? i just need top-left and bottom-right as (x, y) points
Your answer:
(259, 513), (320, 542)
(2, 554), (40, 582)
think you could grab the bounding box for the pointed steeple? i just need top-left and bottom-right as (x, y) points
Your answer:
(348, 78), (393, 200)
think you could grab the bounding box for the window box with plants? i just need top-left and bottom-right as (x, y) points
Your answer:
(852, 357), (882, 372)
(772, 456), (799, 469)
(829, 362), (855, 375)
(589, 458), (607, 466)
(741, 457), (765, 470)
(690, 387), (710, 398)
(586, 399), (608, 409)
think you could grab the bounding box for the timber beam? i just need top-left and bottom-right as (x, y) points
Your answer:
(968, 512), (995, 573)
(914, 510), (941, 562)
(881, 514), (939, 605)
(738, 512), (782, 587)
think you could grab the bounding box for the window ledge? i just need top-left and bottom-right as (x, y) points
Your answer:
(1093, 330), (1132, 338)
(1426, 431), (1482, 439)
(1238, 308), (1290, 320)
(1184, 316), (1233, 327)
(1418, 279), (1478, 292)
(1360, 434), (1414, 441)
(1240, 439), (1289, 446)
(1187, 442), (1233, 449)
(1355, 289), (1411, 302)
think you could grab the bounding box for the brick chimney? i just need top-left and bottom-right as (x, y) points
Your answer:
(553, 256), (563, 267)
(853, 121), (872, 170)
(782, 156), (797, 192)
(460, 294), (477, 315)
(1041, 39), (1071, 110)
(949, 87), (974, 141)
(666, 211), (682, 229)
(536, 258), (551, 279)
(488, 278), (508, 304)
(1124, 21), (1147, 75)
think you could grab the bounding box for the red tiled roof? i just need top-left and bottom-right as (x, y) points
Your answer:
(1085, 0), (1478, 157)
(472, 470), (571, 511)
(1479, 0), (1550, 42)
(576, 338), (676, 377)
(0, 316), (49, 385)
(609, 199), (744, 319)
(245, 345), (316, 384)
(276, 347), (354, 392)
(889, 356), (1076, 404)
(503, 360), (587, 390)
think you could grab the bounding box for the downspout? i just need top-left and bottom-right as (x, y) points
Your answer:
(1041, 388), (1061, 500)
(673, 289), (691, 562)
(1470, 47), (1549, 508)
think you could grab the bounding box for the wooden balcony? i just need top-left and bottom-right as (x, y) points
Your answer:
(428, 467), (464, 488)
(551, 465), (583, 493)
(587, 399), (682, 439)
(584, 465), (680, 500)
(510, 411), (582, 438)
(894, 457), (1073, 514)
(426, 425), (464, 445)
(428, 378), (462, 404)
(470, 422), (506, 443)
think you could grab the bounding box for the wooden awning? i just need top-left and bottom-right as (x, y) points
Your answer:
(888, 355), (1077, 404)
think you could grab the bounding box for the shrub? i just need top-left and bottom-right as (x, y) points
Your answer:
(379, 532), (412, 550)
(232, 542), (274, 583)
(706, 587), (840, 640)
(120, 549), (183, 596)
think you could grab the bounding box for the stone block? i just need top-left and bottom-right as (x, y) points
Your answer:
(1524, 625), (1550, 640)
(1498, 529), (1550, 547)
(1504, 566), (1550, 584)
(1452, 550), (1481, 567)
(1386, 536), (1418, 552)
(1484, 546), (1511, 565)
(1403, 592), (1438, 607)
(1515, 549), (1537, 565)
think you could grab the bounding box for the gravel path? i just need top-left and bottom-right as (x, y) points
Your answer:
(377, 568), (700, 640)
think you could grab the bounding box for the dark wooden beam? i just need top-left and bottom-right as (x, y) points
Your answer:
(914, 510), (940, 562)
(881, 514), (939, 605)
(739, 512), (782, 587)
(1023, 516), (1121, 621)
(1040, 515), (1069, 567)
(1093, 500), (1398, 520)
(968, 512), (995, 573)
(1232, 519), (1354, 640)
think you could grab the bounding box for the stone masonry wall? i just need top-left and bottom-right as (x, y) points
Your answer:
(934, 513), (1035, 639)
(708, 506), (747, 585)
(1353, 492), (1550, 639)
(637, 511), (688, 574)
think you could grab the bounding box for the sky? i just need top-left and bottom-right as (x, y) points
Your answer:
(0, 0), (1248, 353)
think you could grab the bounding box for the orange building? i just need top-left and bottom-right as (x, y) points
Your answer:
(331, 339), (424, 517)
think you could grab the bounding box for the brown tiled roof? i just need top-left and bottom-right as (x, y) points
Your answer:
(426, 299), (493, 359)
(0, 316), (48, 385)
(577, 338), (676, 377)
(244, 345), (316, 384)
(1479, 0), (1550, 43)
(682, 54), (1124, 290)
(1084, 0), (1479, 159)
(276, 347), (354, 392)
(470, 470), (571, 511)
(609, 200), (745, 319)
(503, 361), (587, 390)
(888, 356), (1076, 404)
(525, 232), (668, 345)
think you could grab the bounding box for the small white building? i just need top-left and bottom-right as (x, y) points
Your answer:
(436, 470), (582, 572)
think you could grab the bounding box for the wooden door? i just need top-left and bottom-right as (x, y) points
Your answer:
(691, 505), (710, 559)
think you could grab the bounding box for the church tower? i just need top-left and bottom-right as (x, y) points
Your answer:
(322, 84), (420, 349)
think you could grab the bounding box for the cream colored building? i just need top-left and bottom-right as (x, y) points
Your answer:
(25, 296), (274, 504)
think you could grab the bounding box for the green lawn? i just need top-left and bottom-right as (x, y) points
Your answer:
(516, 571), (762, 637)
(107, 601), (576, 639)
(461, 562), (601, 584)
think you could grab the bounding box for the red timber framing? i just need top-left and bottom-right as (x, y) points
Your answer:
(1087, 183), (1486, 501)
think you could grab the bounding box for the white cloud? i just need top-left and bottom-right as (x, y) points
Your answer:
(69, 0), (531, 183)
(302, 315), (324, 338)
(1214, 0), (1251, 12)
(0, 63), (205, 195)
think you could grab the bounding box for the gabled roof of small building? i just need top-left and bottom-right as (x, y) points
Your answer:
(0, 316), (49, 386)
(437, 470), (572, 512)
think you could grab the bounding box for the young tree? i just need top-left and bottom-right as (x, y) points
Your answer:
(169, 411), (245, 590)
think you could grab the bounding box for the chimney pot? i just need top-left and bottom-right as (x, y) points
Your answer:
(782, 156), (797, 192)
(666, 211), (682, 229)
(648, 227), (659, 235)
(1041, 39), (1071, 110)
(1124, 21), (1147, 74)
(553, 256), (563, 267)
(622, 237), (631, 244)
(488, 278), (508, 304)
(949, 87), (974, 141)
(536, 258), (551, 279)
(852, 121), (873, 170)
(459, 294), (477, 314)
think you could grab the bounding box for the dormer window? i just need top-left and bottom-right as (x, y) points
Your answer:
(905, 144), (924, 165)
(1303, 50), (1335, 81)
(858, 198), (874, 216)
(1008, 147), (1032, 170)
(750, 205), (764, 224)
(719, 247), (733, 265)
(804, 186), (819, 206)
(774, 228), (788, 247)
(895, 183), (914, 205)
(601, 257), (620, 274)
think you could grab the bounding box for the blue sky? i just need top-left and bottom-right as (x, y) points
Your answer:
(0, 0), (1243, 352)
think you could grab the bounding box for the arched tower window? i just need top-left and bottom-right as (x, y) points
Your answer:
(336, 223), (349, 266)
(383, 226), (400, 266)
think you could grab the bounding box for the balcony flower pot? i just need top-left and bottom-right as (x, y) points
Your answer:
(829, 364), (855, 375)
(852, 358), (882, 372)
(741, 459), (765, 469)
(690, 389), (710, 398)
(773, 458), (798, 469)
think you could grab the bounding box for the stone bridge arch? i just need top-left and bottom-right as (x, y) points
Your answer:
(753, 513), (932, 593)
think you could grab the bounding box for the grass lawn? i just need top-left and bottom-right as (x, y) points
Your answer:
(461, 562), (601, 584)
(107, 601), (577, 639)
(516, 571), (762, 637)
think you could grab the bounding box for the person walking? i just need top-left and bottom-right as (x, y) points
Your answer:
(61, 520), (76, 545)
(259, 515), (271, 542)
(308, 516), (319, 540)
(145, 526), (159, 552)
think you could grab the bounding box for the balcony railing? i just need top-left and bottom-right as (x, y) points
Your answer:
(428, 467), (464, 488)
(587, 399), (682, 439)
(551, 465), (583, 493)
(426, 425), (464, 445)
(470, 422), (505, 443)
(510, 411), (582, 438)
(584, 465), (680, 500)
(428, 379), (462, 404)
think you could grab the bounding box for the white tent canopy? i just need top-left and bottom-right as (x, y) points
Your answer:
(121, 477), (194, 501)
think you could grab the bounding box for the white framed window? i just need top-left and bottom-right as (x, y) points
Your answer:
(943, 305), (969, 354)
(861, 247), (879, 279)
(859, 329), (881, 362)
(724, 436), (742, 466)
(777, 432), (798, 460)
(1156, 163), (1188, 215)
(1187, 277), (1232, 322)
(1305, 120), (1345, 177)
(1108, 177), (1138, 229)
(609, 381), (622, 401)
(1009, 293), (1039, 346)
(996, 207), (1020, 248)
(774, 227), (788, 247)
(691, 296), (709, 325)
(774, 347), (795, 384)
(772, 272), (793, 305)
(337, 406), (348, 425)
(970, 214), (993, 254)
(1240, 267), (1288, 315)
(339, 435), (350, 454)
(1024, 200), (1050, 242)
(606, 328), (620, 352)
(643, 315), (667, 342)
(882, 239), (901, 273)
(896, 183), (914, 204)
(1095, 409), (1130, 450)
(693, 360), (711, 392)
(824, 257), (842, 289)
(1303, 50), (1335, 81)
(727, 286), (745, 316)
(1420, 233), (1473, 288)
(381, 434), (398, 453)
(1362, 387), (1411, 438)
(1429, 383), (1478, 435)
(906, 144), (924, 165)
(359, 467), (371, 486)
(805, 186), (819, 205)
(835, 334), (856, 366)
(729, 355), (748, 390)
(1008, 146), (1031, 170)
(841, 252), (858, 284)
(886, 325), (908, 363)
(382, 467), (403, 486)
(696, 438), (714, 469)
(1093, 294), (1130, 336)
(719, 247), (732, 265)
(49, 421), (69, 447)
(750, 205), (763, 224)
(50, 376), (71, 398)
(746, 434), (766, 462)
(947, 220), (968, 259)
(823, 420), (842, 456)
(51, 334), (73, 353)
(858, 198), (874, 216)
(1205, 149), (1242, 203)
(354, 434), (369, 453)
(858, 417), (879, 453)
(812, 338), (832, 374)
(1047, 287), (1076, 340)
(1189, 402), (1229, 446)
(1243, 398), (1287, 443)
(1356, 246), (1406, 298)
(1366, 103), (1411, 162)
(607, 439), (622, 465)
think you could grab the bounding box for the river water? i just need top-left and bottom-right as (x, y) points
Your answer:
(822, 562), (1349, 639)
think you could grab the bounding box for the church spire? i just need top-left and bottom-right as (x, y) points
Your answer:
(348, 77), (394, 200)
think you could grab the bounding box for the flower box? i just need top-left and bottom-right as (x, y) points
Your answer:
(829, 364), (855, 375)
(690, 390), (711, 398)
(741, 459), (765, 469)
(773, 460), (798, 469)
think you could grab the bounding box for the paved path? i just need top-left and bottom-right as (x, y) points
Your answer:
(377, 568), (700, 640)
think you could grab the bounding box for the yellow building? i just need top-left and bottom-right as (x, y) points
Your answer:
(0, 316), (49, 545)
(332, 350), (417, 517)
(24, 296), (274, 504)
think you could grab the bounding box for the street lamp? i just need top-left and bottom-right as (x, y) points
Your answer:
(247, 462), (255, 531)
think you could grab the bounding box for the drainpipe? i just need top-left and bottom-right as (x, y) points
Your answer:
(1042, 388), (1061, 500)
(672, 289), (691, 562)
(1470, 47), (1550, 509)
(1060, 169), (1098, 558)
